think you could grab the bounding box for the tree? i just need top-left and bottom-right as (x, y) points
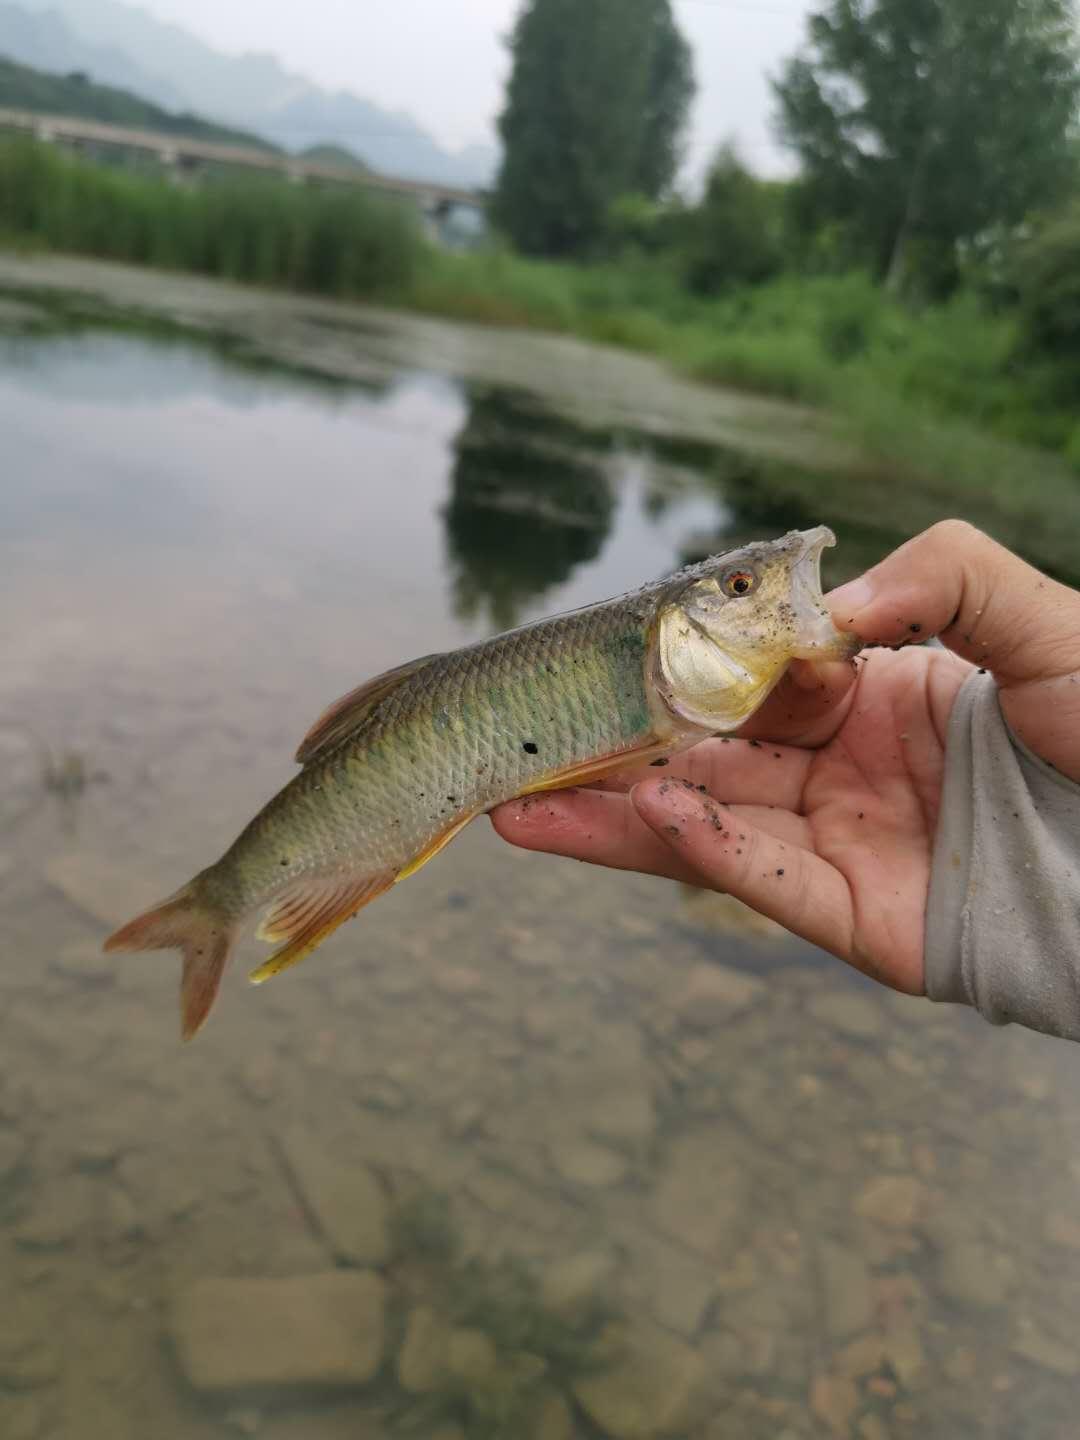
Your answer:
(1014, 203), (1080, 388)
(774, 0), (1080, 294)
(681, 145), (785, 295)
(493, 0), (694, 258)
(633, 3), (696, 200)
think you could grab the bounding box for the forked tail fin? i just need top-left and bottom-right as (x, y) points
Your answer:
(103, 882), (235, 1041)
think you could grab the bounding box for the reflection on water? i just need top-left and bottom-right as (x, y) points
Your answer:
(2, 295), (1080, 1440)
(445, 388), (616, 629)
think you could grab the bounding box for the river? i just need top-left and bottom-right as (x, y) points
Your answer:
(1, 258), (1078, 1440)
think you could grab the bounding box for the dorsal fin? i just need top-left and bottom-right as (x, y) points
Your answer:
(295, 653), (441, 766)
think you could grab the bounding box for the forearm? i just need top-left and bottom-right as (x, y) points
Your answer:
(925, 671), (1080, 1040)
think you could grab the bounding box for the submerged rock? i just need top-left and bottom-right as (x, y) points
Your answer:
(397, 1306), (448, 1394)
(572, 1323), (708, 1439)
(533, 1391), (574, 1440)
(14, 1183), (89, 1251)
(445, 1327), (497, 1386)
(433, 965), (488, 998)
(852, 1175), (928, 1229)
(549, 1137), (627, 1189)
(810, 1374), (857, 1437)
(807, 990), (883, 1039)
(938, 1241), (1012, 1309)
(881, 1322), (925, 1388)
(0, 1341), (59, 1392)
(53, 941), (115, 985)
(1044, 1212), (1080, 1252)
(0, 1396), (48, 1440)
(670, 964), (765, 1029)
(637, 1236), (717, 1338)
(584, 1091), (656, 1147)
(0, 1131), (28, 1186)
(172, 1273), (385, 1391)
(277, 1130), (390, 1266)
(653, 1133), (748, 1259)
(1010, 1322), (1079, 1377)
(818, 1240), (873, 1341)
(44, 854), (149, 930)
(540, 1251), (616, 1321)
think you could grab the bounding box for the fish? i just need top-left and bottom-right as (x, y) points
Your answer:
(105, 525), (857, 1038)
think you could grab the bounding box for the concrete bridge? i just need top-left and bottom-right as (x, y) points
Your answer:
(0, 106), (487, 237)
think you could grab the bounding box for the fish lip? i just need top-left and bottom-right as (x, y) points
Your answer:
(790, 527), (859, 661)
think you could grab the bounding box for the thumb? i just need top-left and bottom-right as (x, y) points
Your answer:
(828, 520), (1080, 775)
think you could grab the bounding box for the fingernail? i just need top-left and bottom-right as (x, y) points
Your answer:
(827, 576), (874, 619)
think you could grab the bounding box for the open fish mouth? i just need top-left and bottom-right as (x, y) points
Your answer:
(790, 527), (860, 660)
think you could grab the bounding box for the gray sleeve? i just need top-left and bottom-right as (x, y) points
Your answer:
(925, 670), (1080, 1040)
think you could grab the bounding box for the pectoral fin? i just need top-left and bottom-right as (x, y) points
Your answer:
(515, 741), (672, 796)
(394, 811), (478, 883)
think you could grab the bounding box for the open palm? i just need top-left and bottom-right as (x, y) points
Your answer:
(493, 521), (1080, 1000)
(492, 648), (973, 995)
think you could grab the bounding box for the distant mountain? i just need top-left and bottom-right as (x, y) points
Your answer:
(0, 52), (278, 149)
(6, 0), (498, 186)
(0, 1), (184, 105)
(300, 143), (370, 173)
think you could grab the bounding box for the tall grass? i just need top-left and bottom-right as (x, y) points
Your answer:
(0, 137), (423, 295)
(412, 253), (1078, 462)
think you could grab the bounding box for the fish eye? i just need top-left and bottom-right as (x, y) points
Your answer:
(723, 569), (757, 598)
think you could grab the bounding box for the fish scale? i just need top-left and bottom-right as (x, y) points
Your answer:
(104, 527), (855, 1037)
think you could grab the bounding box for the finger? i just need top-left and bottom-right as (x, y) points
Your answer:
(828, 519), (1080, 684)
(738, 658), (860, 747)
(632, 777), (854, 959)
(588, 738), (813, 810)
(725, 803), (813, 849)
(490, 788), (707, 885)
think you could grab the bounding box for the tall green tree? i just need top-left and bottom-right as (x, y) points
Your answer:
(774, 0), (1080, 293)
(681, 145), (785, 294)
(493, 0), (694, 257)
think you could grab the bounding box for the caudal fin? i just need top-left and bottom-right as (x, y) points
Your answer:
(104, 883), (234, 1041)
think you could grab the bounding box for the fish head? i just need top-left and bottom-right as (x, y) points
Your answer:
(653, 526), (860, 733)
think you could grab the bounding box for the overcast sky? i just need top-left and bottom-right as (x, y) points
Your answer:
(130, 0), (815, 178)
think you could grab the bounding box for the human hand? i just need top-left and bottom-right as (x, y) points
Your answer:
(491, 522), (1080, 994)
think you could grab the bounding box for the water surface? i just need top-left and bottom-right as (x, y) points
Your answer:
(2, 287), (1079, 1440)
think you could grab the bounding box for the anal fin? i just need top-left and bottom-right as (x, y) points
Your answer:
(250, 871), (393, 985)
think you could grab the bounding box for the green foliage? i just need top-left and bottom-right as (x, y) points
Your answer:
(0, 137), (422, 296)
(774, 0), (1080, 294)
(493, 0), (694, 257)
(605, 192), (686, 257)
(681, 146), (784, 295)
(1014, 202), (1080, 389)
(633, 1), (696, 199)
(0, 55), (276, 150)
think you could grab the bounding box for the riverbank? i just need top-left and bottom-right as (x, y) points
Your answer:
(3, 249), (1078, 588)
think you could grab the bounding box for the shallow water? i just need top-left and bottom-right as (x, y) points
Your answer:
(2, 280), (1080, 1440)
